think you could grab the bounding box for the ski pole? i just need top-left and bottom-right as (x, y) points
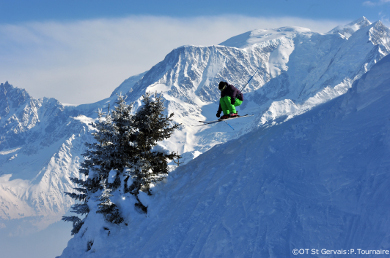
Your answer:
(223, 120), (235, 130)
(240, 67), (260, 92)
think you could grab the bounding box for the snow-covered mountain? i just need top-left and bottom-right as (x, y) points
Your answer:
(60, 51), (390, 257)
(0, 17), (389, 242)
(0, 82), (92, 234)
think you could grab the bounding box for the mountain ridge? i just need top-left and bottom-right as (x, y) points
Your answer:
(328, 16), (372, 38)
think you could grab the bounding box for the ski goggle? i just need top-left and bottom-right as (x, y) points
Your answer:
(219, 85), (227, 91)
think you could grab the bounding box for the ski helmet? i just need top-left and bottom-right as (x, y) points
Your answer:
(219, 81), (227, 91)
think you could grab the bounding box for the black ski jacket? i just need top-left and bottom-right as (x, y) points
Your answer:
(217, 83), (243, 113)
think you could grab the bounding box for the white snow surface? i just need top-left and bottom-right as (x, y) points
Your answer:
(61, 49), (390, 258)
(0, 17), (390, 256)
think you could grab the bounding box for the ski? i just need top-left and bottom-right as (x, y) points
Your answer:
(199, 114), (253, 125)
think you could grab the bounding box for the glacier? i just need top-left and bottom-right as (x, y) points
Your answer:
(0, 17), (390, 257)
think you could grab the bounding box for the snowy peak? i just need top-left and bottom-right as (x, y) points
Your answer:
(348, 16), (372, 28)
(369, 21), (390, 51)
(0, 82), (73, 152)
(0, 82), (31, 119)
(328, 16), (372, 39)
(0, 82), (41, 150)
(219, 26), (311, 49)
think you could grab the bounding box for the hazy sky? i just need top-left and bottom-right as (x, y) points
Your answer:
(0, 0), (389, 104)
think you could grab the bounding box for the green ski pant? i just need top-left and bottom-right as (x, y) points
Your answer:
(220, 96), (243, 115)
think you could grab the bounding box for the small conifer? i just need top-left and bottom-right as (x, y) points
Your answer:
(63, 93), (180, 234)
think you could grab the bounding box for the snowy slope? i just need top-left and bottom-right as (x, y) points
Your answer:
(61, 42), (390, 258)
(1, 17), (390, 239)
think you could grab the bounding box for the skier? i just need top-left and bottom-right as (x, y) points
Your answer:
(216, 81), (244, 119)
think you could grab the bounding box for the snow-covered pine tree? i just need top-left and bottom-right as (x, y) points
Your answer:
(62, 189), (89, 235)
(63, 93), (180, 235)
(127, 92), (180, 212)
(62, 95), (134, 233)
(96, 178), (124, 224)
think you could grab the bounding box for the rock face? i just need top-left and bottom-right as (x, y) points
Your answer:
(0, 18), (389, 236)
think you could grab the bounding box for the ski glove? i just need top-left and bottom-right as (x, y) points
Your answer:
(231, 97), (236, 105)
(216, 111), (221, 118)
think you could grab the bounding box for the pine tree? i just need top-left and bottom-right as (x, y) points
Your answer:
(96, 177), (124, 224)
(127, 93), (180, 212)
(63, 95), (133, 233)
(63, 93), (180, 234)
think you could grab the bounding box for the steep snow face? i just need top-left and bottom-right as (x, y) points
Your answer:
(1, 18), (390, 238)
(328, 16), (372, 39)
(61, 46), (390, 258)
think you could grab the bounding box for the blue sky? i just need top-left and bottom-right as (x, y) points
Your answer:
(1, 0), (389, 23)
(0, 0), (389, 104)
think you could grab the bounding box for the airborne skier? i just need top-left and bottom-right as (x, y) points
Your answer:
(216, 81), (244, 119)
